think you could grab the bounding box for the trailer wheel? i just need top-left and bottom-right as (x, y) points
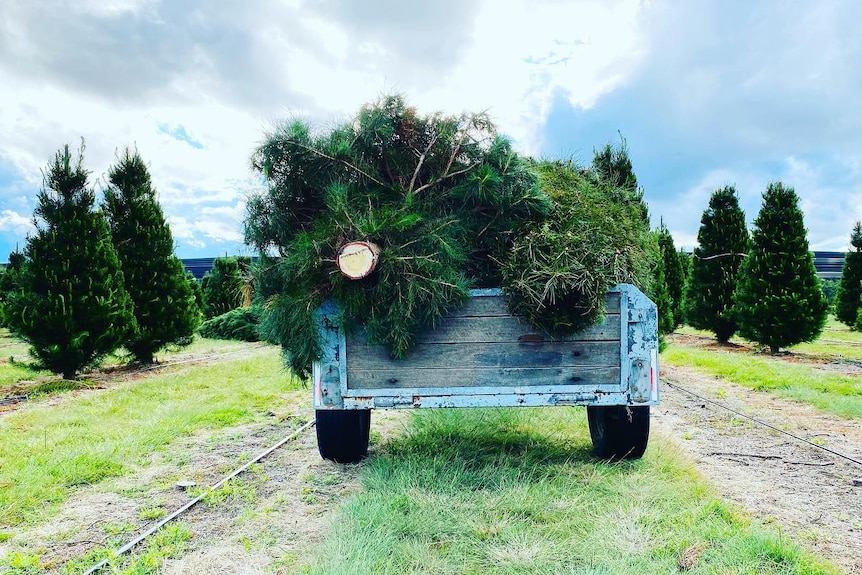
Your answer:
(315, 409), (371, 463)
(587, 405), (649, 460)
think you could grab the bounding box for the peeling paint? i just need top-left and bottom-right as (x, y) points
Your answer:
(314, 284), (659, 411)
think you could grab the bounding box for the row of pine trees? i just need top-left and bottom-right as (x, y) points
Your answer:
(657, 183), (830, 354)
(1, 143), (202, 378)
(0, 133), (853, 378)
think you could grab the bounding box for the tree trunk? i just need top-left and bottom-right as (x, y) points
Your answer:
(337, 241), (380, 279)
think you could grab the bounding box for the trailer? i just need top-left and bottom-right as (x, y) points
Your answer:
(312, 284), (659, 463)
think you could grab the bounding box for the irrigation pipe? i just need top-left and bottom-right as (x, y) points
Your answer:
(664, 379), (862, 468)
(82, 418), (316, 575)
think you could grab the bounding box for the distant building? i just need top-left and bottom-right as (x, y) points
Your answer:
(813, 251), (844, 280)
(182, 258), (218, 281)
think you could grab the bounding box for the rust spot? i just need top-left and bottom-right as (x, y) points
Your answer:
(518, 334), (545, 343)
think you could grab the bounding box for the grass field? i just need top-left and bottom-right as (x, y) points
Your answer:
(0, 328), (848, 573)
(297, 408), (837, 574)
(0, 344), (301, 527)
(675, 315), (862, 357)
(667, 317), (862, 420)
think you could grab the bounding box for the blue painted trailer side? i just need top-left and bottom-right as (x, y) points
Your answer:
(312, 284), (658, 411)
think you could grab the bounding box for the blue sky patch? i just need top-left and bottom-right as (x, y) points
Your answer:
(157, 124), (204, 150)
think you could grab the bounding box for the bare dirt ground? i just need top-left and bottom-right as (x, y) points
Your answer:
(655, 336), (862, 574)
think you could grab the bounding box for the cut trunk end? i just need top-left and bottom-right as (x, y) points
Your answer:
(337, 241), (380, 280)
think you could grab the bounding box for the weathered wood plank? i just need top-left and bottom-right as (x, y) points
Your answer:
(346, 340), (620, 371)
(446, 292), (621, 318)
(346, 366), (621, 389)
(350, 313), (621, 345)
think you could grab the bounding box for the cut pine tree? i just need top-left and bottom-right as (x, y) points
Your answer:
(337, 241), (380, 279)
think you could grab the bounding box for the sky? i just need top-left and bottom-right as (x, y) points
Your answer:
(1, 0), (861, 261)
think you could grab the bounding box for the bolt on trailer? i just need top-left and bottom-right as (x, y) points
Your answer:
(313, 283), (659, 463)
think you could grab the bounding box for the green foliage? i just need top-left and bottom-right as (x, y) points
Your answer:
(245, 95), (549, 377)
(821, 278), (839, 309)
(502, 161), (655, 334)
(733, 182), (828, 353)
(201, 256), (248, 319)
(3, 142), (135, 379)
(198, 305), (262, 341)
(187, 271), (204, 311)
(653, 247), (675, 343)
(658, 222), (685, 330)
(854, 303), (862, 332)
(592, 136), (638, 192)
(678, 247), (691, 280)
(835, 222), (862, 327)
(0, 250), (25, 329)
(102, 148), (202, 364)
(591, 135), (649, 223)
(683, 186), (749, 342)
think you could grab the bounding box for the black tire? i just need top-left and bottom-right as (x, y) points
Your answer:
(587, 405), (650, 460)
(315, 409), (371, 463)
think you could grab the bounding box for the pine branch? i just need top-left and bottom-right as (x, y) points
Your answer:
(413, 162), (480, 195)
(408, 133), (439, 192)
(285, 139), (387, 188)
(695, 252), (748, 261)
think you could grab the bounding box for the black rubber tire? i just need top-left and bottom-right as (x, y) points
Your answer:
(315, 409), (371, 463)
(587, 405), (650, 460)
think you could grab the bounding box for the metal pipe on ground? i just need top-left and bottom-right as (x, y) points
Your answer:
(82, 419), (316, 575)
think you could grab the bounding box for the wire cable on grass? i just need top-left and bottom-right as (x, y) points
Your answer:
(82, 418), (316, 575)
(663, 379), (862, 468)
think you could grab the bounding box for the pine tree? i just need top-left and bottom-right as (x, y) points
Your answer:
(733, 182), (827, 353)
(835, 222), (862, 328)
(591, 136), (649, 224)
(683, 186), (749, 342)
(653, 251), (674, 348)
(201, 256), (246, 319)
(5, 143), (135, 378)
(103, 148), (201, 364)
(678, 248), (691, 281)
(657, 222), (685, 330)
(187, 271), (204, 312)
(0, 250), (25, 329)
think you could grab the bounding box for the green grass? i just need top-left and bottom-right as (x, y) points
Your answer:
(297, 408), (837, 575)
(0, 346), (299, 527)
(675, 316), (862, 358)
(0, 330), (256, 393)
(57, 522), (194, 575)
(813, 315), (862, 343)
(662, 346), (862, 419)
(0, 362), (52, 388)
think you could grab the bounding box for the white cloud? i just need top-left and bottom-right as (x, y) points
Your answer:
(408, 0), (646, 153)
(4, 0), (859, 256)
(0, 210), (34, 236)
(0, 0), (653, 258)
(165, 199), (246, 248)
